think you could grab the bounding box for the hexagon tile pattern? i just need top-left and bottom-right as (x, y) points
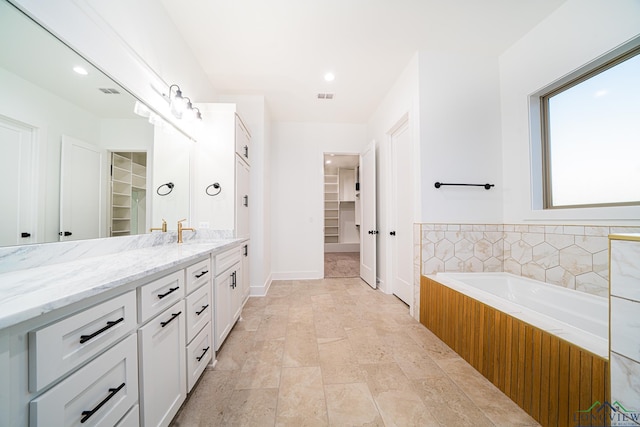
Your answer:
(416, 223), (640, 300)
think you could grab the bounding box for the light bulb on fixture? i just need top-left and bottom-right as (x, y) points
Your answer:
(169, 84), (187, 119)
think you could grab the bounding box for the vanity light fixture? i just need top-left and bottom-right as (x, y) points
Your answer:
(166, 84), (202, 121)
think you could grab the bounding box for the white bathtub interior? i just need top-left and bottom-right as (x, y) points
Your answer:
(430, 272), (609, 359)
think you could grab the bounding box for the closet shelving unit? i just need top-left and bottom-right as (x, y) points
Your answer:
(110, 152), (146, 236)
(324, 173), (339, 243)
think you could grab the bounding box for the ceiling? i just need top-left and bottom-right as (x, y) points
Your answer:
(160, 0), (566, 123)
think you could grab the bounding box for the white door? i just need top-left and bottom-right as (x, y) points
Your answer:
(359, 141), (377, 288)
(390, 120), (413, 305)
(60, 135), (106, 241)
(0, 117), (36, 245)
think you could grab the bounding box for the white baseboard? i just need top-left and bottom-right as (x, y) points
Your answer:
(249, 273), (273, 297)
(324, 243), (360, 253)
(271, 271), (323, 281)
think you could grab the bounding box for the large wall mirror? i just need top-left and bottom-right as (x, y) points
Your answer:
(0, 0), (190, 247)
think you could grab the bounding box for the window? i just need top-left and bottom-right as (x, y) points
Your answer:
(540, 46), (640, 209)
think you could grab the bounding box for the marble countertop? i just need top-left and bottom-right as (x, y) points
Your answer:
(0, 239), (243, 330)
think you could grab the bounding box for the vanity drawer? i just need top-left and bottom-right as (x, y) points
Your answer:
(186, 323), (212, 392)
(116, 404), (139, 427)
(186, 258), (211, 294)
(138, 270), (185, 323)
(30, 334), (138, 427)
(215, 247), (241, 276)
(28, 291), (136, 392)
(186, 283), (212, 343)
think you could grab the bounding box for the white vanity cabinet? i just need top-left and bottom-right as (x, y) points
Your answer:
(0, 242), (246, 427)
(138, 299), (186, 427)
(213, 246), (243, 350)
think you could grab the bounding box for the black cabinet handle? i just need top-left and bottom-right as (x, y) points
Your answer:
(79, 318), (124, 344)
(243, 195), (249, 207)
(157, 286), (179, 299)
(21, 232), (31, 238)
(195, 270), (209, 279)
(230, 271), (237, 289)
(196, 304), (209, 316)
(244, 145), (249, 159)
(368, 230), (378, 235)
(59, 231), (72, 236)
(80, 382), (125, 423)
(196, 346), (210, 362)
(160, 311), (182, 327)
(390, 231), (396, 236)
(243, 245), (248, 256)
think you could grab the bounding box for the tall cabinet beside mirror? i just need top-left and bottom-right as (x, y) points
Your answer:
(193, 103), (251, 306)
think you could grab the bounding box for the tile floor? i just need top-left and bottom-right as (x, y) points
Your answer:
(171, 278), (540, 426)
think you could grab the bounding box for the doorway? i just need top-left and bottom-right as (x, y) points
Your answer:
(323, 153), (360, 278)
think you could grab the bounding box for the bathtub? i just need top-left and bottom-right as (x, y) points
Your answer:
(420, 272), (610, 427)
(430, 272), (608, 358)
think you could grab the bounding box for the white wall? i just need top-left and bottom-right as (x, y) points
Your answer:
(418, 50), (503, 224)
(366, 53), (419, 292)
(271, 122), (366, 279)
(500, 0), (640, 225)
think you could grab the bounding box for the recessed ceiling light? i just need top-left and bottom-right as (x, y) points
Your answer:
(73, 66), (88, 76)
(326, 160), (332, 164)
(324, 72), (335, 82)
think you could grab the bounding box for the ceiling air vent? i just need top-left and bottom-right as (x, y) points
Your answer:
(317, 93), (334, 100)
(99, 88), (121, 94)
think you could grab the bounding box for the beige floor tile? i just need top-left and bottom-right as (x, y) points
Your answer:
(276, 367), (329, 426)
(318, 338), (364, 384)
(174, 277), (540, 427)
(437, 358), (540, 426)
(346, 326), (395, 364)
(325, 383), (384, 426)
(221, 388), (279, 426)
(412, 376), (494, 426)
(235, 339), (284, 390)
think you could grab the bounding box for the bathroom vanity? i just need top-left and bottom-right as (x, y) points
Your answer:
(0, 237), (247, 427)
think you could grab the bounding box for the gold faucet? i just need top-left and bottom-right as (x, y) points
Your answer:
(177, 219), (195, 243)
(150, 219), (167, 232)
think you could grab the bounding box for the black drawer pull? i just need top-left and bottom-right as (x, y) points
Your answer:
(196, 304), (209, 316)
(243, 245), (248, 256)
(195, 270), (209, 278)
(243, 195), (249, 207)
(157, 286), (179, 299)
(80, 382), (125, 423)
(161, 311), (182, 327)
(79, 317), (124, 344)
(196, 346), (210, 362)
(244, 145), (249, 159)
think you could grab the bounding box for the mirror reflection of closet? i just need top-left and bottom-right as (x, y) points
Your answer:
(110, 151), (147, 236)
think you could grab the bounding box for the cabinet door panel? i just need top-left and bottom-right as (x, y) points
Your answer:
(186, 323), (212, 392)
(235, 157), (250, 239)
(138, 300), (186, 427)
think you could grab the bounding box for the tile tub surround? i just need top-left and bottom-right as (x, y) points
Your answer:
(610, 235), (640, 416)
(412, 223), (640, 321)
